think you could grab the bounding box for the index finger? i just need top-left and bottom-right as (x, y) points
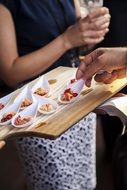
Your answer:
(76, 48), (104, 80)
(89, 7), (109, 20)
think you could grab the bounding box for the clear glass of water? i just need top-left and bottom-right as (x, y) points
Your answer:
(79, 0), (103, 16)
(79, 0), (107, 73)
(78, 0), (104, 56)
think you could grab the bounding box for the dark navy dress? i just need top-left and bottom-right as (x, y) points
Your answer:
(0, 1), (96, 190)
(0, 0), (79, 70)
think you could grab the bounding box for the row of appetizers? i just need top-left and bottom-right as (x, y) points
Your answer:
(0, 76), (85, 128)
(0, 96), (58, 128)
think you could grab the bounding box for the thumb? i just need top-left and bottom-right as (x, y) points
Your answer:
(76, 48), (105, 80)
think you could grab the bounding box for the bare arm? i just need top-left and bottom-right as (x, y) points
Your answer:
(0, 4), (110, 87)
(0, 5), (69, 87)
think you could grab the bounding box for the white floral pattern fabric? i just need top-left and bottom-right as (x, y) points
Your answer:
(16, 113), (96, 190)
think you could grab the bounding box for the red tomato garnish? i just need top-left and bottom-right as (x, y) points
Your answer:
(62, 88), (78, 101)
(1, 112), (16, 123)
(70, 79), (76, 84)
(64, 88), (71, 94)
(0, 103), (4, 110)
(64, 92), (73, 101)
(72, 92), (78, 97)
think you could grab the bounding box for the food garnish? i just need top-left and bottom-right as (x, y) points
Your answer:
(70, 79), (77, 84)
(34, 87), (47, 96)
(21, 98), (32, 108)
(48, 79), (57, 85)
(14, 115), (32, 125)
(39, 103), (53, 112)
(61, 88), (78, 101)
(1, 112), (16, 123)
(0, 103), (5, 110)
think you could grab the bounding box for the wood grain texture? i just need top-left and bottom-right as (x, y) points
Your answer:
(0, 66), (127, 140)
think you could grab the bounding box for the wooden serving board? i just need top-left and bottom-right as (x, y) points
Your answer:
(0, 66), (127, 140)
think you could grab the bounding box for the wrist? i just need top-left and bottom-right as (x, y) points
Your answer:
(61, 32), (72, 51)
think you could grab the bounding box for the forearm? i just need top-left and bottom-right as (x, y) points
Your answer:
(0, 4), (110, 88)
(1, 34), (68, 87)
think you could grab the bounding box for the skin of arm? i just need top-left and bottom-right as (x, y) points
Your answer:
(0, 4), (110, 87)
(76, 47), (127, 87)
(0, 5), (70, 87)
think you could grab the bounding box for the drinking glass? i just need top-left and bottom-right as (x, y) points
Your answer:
(79, 0), (103, 16)
(79, 0), (108, 74)
(78, 0), (103, 56)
